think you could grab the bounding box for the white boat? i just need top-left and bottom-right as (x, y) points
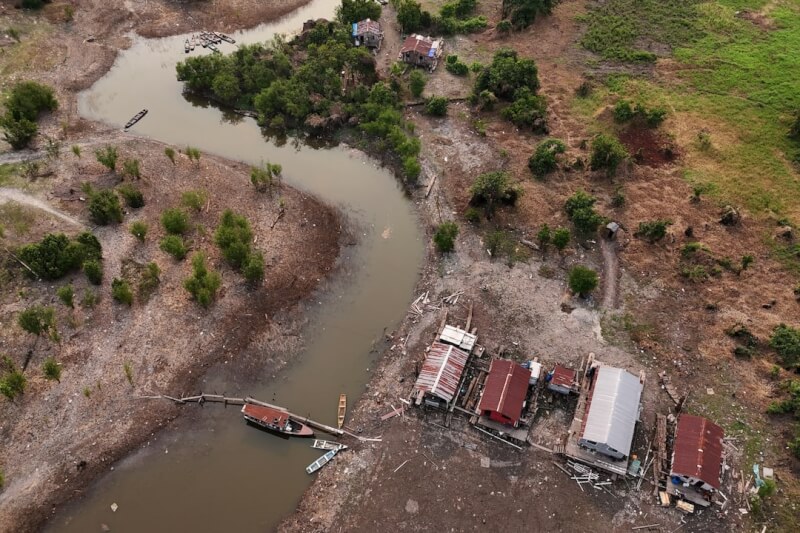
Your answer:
(306, 449), (338, 474)
(311, 439), (347, 451)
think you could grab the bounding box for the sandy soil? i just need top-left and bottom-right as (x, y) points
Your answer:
(0, 2), (340, 532)
(283, 1), (799, 531)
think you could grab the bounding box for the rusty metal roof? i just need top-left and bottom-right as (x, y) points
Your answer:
(354, 19), (381, 36)
(478, 359), (530, 424)
(401, 34), (438, 56)
(550, 364), (577, 389)
(581, 367), (642, 458)
(671, 414), (724, 489)
(412, 342), (469, 403)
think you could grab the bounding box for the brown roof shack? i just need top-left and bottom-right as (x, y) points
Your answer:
(547, 364), (577, 395)
(671, 414), (724, 490)
(412, 342), (469, 405)
(478, 359), (530, 426)
(399, 34), (442, 69)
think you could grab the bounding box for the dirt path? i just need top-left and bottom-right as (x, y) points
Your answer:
(600, 238), (619, 309)
(0, 187), (84, 227)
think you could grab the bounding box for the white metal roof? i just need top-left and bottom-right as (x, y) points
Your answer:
(529, 361), (542, 380)
(440, 325), (477, 352)
(581, 367), (643, 457)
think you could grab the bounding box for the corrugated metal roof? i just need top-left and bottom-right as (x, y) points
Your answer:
(478, 359), (530, 424)
(551, 364), (576, 389)
(401, 34), (434, 56)
(440, 325), (477, 352)
(581, 367), (643, 458)
(412, 342), (469, 403)
(671, 414), (724, 489)
(354, 19), (381, 36)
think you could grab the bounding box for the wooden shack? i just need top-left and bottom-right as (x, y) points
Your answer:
(352, 19), (383, 50)
(399, 34), (443, 70)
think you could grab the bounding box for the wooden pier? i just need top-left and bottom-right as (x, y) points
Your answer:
(139, 393), (381, 442)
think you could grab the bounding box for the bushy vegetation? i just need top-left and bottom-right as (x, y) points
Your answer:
(184, 253), (222, 308)
(117, 184), (145, 208)
(139, 261), (161, 300)
(528, 138), (566, 179)
(111, 278), (133, 306)
(552, 227), (570, 250)
(770, 324), (800, 370)
(18, 305), (56, 338)
(86, 187), (123, 225)
(250, 162), (282, 194)
(501, 0), (556, 30)
(445, 55), (469, 76)
(214, 210), (265, 285)
(425, 96), (448, 117)
(473, 49), (546, 132)
(409, 70), (426, 98)
(336, 0), (381, 25)
(94, 145), (118, 172)
(0, 357), (26, 401)
(469, 171), (522, 218)
(83, 259), (103, 285)
(0, 81), (58, 149)
(130, 221), (148, 242)
(565, 190), (604, 234)
(56, 284), (74, 308)
(160, 235), (188, 260)
(434, 221), (459, 253)
(181, 190), (208, 211)
(635, 219), (672, 243)
(396, 0), (486, 35)
(568, 265), (599, 297)
(42, 357), (61, 382)
(613, 99), (667, 127)
(589, 134), (628, 177)
(161, 208), (190, 235)
(17, 232), (102, 281)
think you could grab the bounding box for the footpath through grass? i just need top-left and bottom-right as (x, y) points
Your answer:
(575, 0), (800, 219)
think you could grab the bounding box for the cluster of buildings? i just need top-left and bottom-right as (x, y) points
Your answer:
(408, 321), (726, 512)
(350, 17), (444, 71)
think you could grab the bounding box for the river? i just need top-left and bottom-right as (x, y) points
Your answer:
(46, 1), (423, 531)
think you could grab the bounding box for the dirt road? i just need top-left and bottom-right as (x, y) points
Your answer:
(0, 187), (84, 227)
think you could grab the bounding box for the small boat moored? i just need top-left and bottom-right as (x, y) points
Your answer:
(306, 449), (339, 474)
(312, 439), (347, 451)
(242, 403), (314, 438)
(124, 109), (148, 130)
(216, 31), (236, 44)
(337, 394), (347, 429)
(184, 39), (190, 53)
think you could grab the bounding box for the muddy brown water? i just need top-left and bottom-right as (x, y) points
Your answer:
(47, 2), (423, 531)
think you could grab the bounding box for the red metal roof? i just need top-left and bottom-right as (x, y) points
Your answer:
(478, 359), (530, 424)
(242, 404), (289, 426)
(551, 364), (576, 389)
(412, 342), (469, 403)
(671, 414), (724, 489)
(355, 19), (381, 36)
(400, 34), (434, 56)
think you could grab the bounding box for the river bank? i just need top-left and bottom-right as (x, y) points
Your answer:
(0, 3), (343, 532)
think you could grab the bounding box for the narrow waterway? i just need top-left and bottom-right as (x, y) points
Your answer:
(47, 1), (423, 531)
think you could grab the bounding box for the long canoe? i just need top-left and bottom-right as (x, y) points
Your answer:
(306, 449), (337, 474)
(312, 439), (347, 451)
(337, 394), (347, 429)
(123, 109), (148, 130)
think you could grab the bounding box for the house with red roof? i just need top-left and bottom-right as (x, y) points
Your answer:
(478, 359), (531, 427)
(669, 414), (724, 506)
(399, 34), (443, 70)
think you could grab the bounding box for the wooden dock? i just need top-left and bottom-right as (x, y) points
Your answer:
(139, 393), (381, 442)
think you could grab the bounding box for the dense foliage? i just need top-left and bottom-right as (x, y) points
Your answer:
(184, 253), (222, 308)
(569, 265), (599, 297)
(396, 0), (486, 35)
(589, 134), (628, 177)
(409, 70), (426, 98)
(160, 235), (188, 260)
(635, 219), (672, 243)
(117, 184), (145, 208)
(18, 232), (102, 281)
(501, 0), (556, 30)
(469, 171), (522, 218)
(565, 190), (604, 234)
(613, 99), (667, 127)
(161, 208), (190, 235)
(337, 0), (381, 25)
(18, 305), (56, 337)
(425, 96), (449, 116)
(111, 278), (133, 306)
(434, 221), (459, 253)
(771, 324), (800, 370)
(214, 210), (265, 286)
(88, 189), (123, 225)
(528, 138), (566, 178)
(0, 80), (58, 149)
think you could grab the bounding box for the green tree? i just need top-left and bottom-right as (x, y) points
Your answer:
(88, 189), (123, 225)
(565, 190), (603, 234)
(771, 324), (800, 369)
(473, 49), (540, 101)
(160, 235), (188, 260)
(3, 80), (58, 121)
(129, 221), (148, 241)
(42, 357), (61, 382)
(635, 219), (672, 243)
(397, 0), (426, 33)
(569, 265), (599, 297)
(403, 156), (421, 183)
(589, 134), (628, 177)
(181, 190), (208, 211)
(337, 0), (381, 24)
(409, 70), (426, 98)
(501, 0), (556, 29)
(500, 88), (547, 131)
(0, 357), (26, 401)
(552, 227), (570, 250)
(243, 252), (265, 286)
(139, 261), (161, 299)
(434, 221), (459, 253)
(94, 145), (118, 172)
(83, 258), (103, 285)
(0, 115), (38, 149)
(56, 285), (74, 308)
(161, 208), (190, 234)
(18, 305), (57, 340)
(111, 278), (133, 306)
(469, 171), (522, 218)
(528, 138), (566, 179)
(424, 96), (449, 116)
(183, 253), (222, 308)
(211, 70), (241, 106)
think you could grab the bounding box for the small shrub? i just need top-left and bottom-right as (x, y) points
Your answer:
(568, 265), (599, 297)
(409, 70), (426, 98)
(770, 324), (800, 369)
(434, 221), (459, 253)
(111, 278), (133, 306)
(139, 261), (161, 299)
(469, 171), (522, 218)
(0, 366), (26, 401)
(129, 221), (148, 242)
(565, 190), (603, 234)
(94, 145), (118, 171)
(71, 145), (81, 158)
(445, 55), (469, 76)
(536, 224), (551, 248)
(697, 130), (712, 151)
(161, 208), (189, 234)
(681, 264), (708, 282)
(613, 100), (636, 123)
(81, 289), (98, 308)
(590, 134), (628, 177)
(528, 138), (566, 179)
(484, 230), (519, 262)
(88, 189), (123, 225)
(82, 386), (91, 398)
(160, 235), (187, 260)
(117, 184), (144, 208)
(501, 89), (547, 131)
(42, 357), (61, 382)
(121, 158), (141, 179)
(215, 210), (254, 269)
(18, 305), (56, 338)
(56, 285), (74, 308)
(83, 259), (103, 285)
(165, 147), (176, 164)
(183, 253), (222, 308)
(611, 187), (626, 208)
(181, 190), (208, 212)
(243, 252), (265, 286)
(123, 362), (133, 385)
(635, 220), (672, 243)
(425, 96), (449, 116)
(496, 19), (512, 33)
(250, 162), (282, 194)
(464, 207), (481, 225)
(575, 81), (592, 98)
(552, 227), (570, 250)
(472, 118), (487, 136)
(741, 255), (754, 272)
(185, 146), (201, 163)
(403, 156), (421, 182)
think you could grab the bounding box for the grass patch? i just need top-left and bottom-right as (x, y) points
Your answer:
(0, 202), (36, 236)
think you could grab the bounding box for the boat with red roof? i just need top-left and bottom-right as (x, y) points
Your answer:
(241, 403), (314, 438)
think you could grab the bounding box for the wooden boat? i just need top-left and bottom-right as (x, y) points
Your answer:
(215, 31), (236, 44)
(312, 439), (347, 451)
(207, 43), (219, 53)
(184, 39), (190, 53)
(124, 109), (148, 130)
(189, 37), (195, 51)
(337, 394), (347, 429)
(241, 403), (314, 438)
(306, 449), (338, 474)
